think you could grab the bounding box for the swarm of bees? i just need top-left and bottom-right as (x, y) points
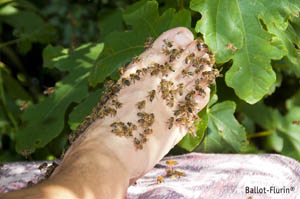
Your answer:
(65, 36), (216, 153)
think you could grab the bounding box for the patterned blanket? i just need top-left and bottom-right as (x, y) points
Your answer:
(1, 153), (300, 199)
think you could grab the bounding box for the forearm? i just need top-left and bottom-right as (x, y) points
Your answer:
(0, 144), (129, 199)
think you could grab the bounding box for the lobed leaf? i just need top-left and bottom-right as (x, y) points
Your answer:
(191, 0), (300, 104)
(196, 101), (247, 153)
(16, 43), (103, 155)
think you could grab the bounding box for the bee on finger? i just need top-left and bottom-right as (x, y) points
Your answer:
(38, 163), (48, 170)
(144, 128), (153, 135)
(132, 56), (141, 64)
(136, 100), (146, 110)
(112, 99), (122, 109)
(163, 39), (173, 48)
(147, 90), (156, 102)
(144, 37), (154, 49)
(167, 117), (174, 130)
(185, 91), (196, 101)
(134, 138), (143, 150)
(156, 176), (164, 184)
(181, 69), (194, 78)
(176, 83), (184, 96)
(121, 78), (131, 87)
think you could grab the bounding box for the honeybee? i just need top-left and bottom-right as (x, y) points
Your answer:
(137, 112), (147, 118)
(293, 120), (300, 125)
(184, 53), (195, 64)
(19, 101), (29, 111)
(118, 66), (126, 75)
(43, 87), (55, 96)
(195, 64), (204, 74)
(166, 160), (178, 165)
(163, 39), (173, 48)
(174, 109), (182, 116)
(196, 40), (202, 51)
(147, 90), (156, 102)
(156, 175), (164, 184)
(136, 100), (146, 110)
(167, 117), (174, 129)
(182, 69), (194, 78)
(45, 162), (59, 178)
(127, 122), (137, 130)
(174, 170), (185, 177)
(148, 113), (155, 126)
(121, 78), (131, 86)
(185, 90), (196, 101)
(176, 83), (184, 96)
(104, 80), (114, 89)
(112, 99), (122, 109)
(226, 43), (238, 51)
(132, 56), (141, 63)
(130, 73), (140, 83)
(176, 117), (186, 123)
(162, 47), (170, 55)
(144, 128), (153, 135)
(104, 107), (117, 117)
(38, 162), (48, 170)
(144, 37), (154, 49)
(139, 133), (148, 143)
(167, 96), (174, 107)
(134, 138), (143, 150)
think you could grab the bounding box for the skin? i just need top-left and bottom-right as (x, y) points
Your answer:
(0, 27), (213, 199)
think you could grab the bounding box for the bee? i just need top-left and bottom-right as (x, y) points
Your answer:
(174, 170), (185, 178)
(38, 162), (48, 170)
(162, 47), (170, 55)
(134, 138), (143, 150)
(139, 133), (148, 143)
(19, 101), (29, 111)
(167, 96), (174, 107)
(112, 99), (122, 109)
(202, 43), (208, 50)
(167, 117), (174, 129)
(163, 39), (173, 48)
(156, 175), (164, 184)
(104, 107), (117, 117)
(176, 83), (184, 96)
(129, 73), (140, 83)
(176, 117), (186, 123)
(184, 53), (195, 64)
(136, 69), (143, 76)
(144, 37), (154, 49)
(111, 128), (124, 136)
(138, 118), (146, 126)
(45, 162), (59, 178)
(196, 40), (202, 51)
(293, 120), (300, 125)
(104, 80), (115, 89)
(226, 43), (238, 51)
(97, 109), (106, 118)
(169, 49), (179, 62)
(144, 128), (153, 135)
(137, 112), (147, 118)
(166, 160), (178, 165)
(147, 90), (156, 102)
(182, 69), (194, 78)
(195, 65), (204, 74)
(111, 83), (121, 93)
(118, 66), (126, 75)
(127, 122), (137, 130)
(121, 78), (131, 87)
(174, 109), (182, 116)
(136, 100), (146, 110)
(148, 113), (155, 126)
(185, 91), (196, 101)
(43, 87), (55, 96)
(132, 56), (141, 63)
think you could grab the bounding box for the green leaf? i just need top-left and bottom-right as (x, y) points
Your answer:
(197, 101), (247, 153)
(68, 89), (103, 130)
(279, 107), (300, 160)
(286, 89), (300, 110)
(16, 43), (103, 155)
(191, 0), (300, 104)
(98, 9), (124, 39)
(89, 0), (192, 86)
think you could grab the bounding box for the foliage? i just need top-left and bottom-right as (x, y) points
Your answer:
(0, 0), (300, 162)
